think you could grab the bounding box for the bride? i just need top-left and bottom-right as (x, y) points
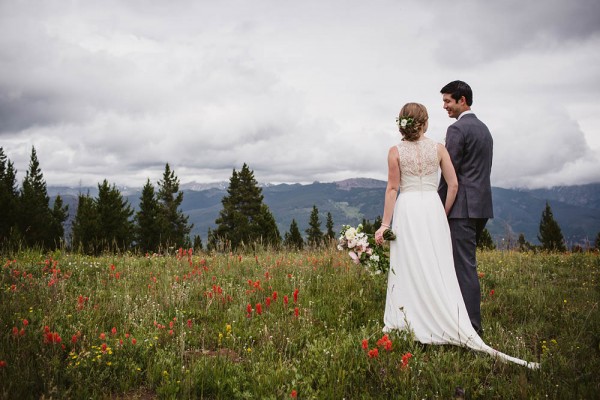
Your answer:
(374, 102), (539, 369)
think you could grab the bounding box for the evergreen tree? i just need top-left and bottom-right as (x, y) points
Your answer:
(192, 234), (203, 251)
(71, 193), (99, 254)
(517, 233), (532, 252)
(476, 228), (496, 250)
(157, 164), (192, 248)
(255, 204), (281, 248)
(214, 163), (278, 250)
(538, 201), (566, 252)
(95, 180), (134, 251)
(49, 195), (69, 249)
(18, 147), (56, 249)
(361, 218), (375, 235)
(0, 147), (19, 245)
(134, 179), (162, 253)
(594, 232), (600, 251)
(325, 212), (335, 240)
(284, 219), (304, 250)
(305, 205), (323, 247)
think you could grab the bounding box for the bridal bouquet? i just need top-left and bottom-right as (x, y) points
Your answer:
(337, 224), (395, 275)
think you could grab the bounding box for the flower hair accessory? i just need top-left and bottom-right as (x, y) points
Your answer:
(396, 116), (414, 129)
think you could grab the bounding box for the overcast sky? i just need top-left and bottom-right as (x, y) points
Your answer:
(1, 0), (599, 189)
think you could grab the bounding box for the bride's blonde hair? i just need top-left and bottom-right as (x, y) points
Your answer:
(398, 103), (428, 141)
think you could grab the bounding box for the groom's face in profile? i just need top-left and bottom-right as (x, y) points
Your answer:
(442, 93), (466, 119)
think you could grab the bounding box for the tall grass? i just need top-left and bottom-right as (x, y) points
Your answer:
(0, 247), (598, 399)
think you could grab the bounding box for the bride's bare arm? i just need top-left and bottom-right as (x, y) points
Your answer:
(438, 143), (458, 215)
(375, 146), (400, 244)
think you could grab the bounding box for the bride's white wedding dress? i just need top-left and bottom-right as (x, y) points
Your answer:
(383, 138), (539, 369)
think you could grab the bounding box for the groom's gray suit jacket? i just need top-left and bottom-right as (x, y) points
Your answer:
(438, 113), (494, 219)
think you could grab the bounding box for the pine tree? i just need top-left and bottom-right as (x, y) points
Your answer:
(284, 219), (304, 250)
(71, 193), (99, 254)
(0, 147), (19, 245)
(157, 164), (192, 248)
(192, 235), (203, 251)
(517, 233), (532, 252)
(49, 195), (69, 248)
(214, 163), (278, 250)
(476, 228), (496, 250)
(325, 212), (335, 240)
(538, 201), (566, 252)
(305, 205), (323, 247)
(18, 147), (55, 249)
(134, 179), (162, 253)
(95, 180), (134, 252)
(594, 232), (600, 251)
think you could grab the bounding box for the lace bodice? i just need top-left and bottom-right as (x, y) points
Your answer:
(396, 138), (439, 192)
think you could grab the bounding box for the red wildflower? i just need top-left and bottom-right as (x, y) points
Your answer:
(22, 319), (29, 327)
(290, 389), (297, 398)
(44, 325), (50, 334)
(53, 332), (61, 343)
(246, 303), (252, 315)
(19, 328), (25, 336)
(132, 338), (137, 345)
(12, 327), (18, 337)
(101, 343), (107, 352)
(71, 335), (78, 344)
(368, 348), (379, 358)
(293, 288), (299, 303)
(0, 360), (6, 368)
(361, 339), (369, 350)
(169, 321), (174, 329)
(401, 352), (413, 368)
(111, 327), (117, 336)
(169, 329), (174, 336)
(256, 303), (263, 315)
(272, 291), (278, 301)
(294, 307), (299, 318)
(99, 332), (106, 340)
(187, 319), (193, 328)
(265, 297), (271, 307)
(490, 289), (495, 296)
(125, 332), (130, 338)
(284, 295), (289, 306)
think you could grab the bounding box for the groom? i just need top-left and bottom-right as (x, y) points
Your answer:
(438, 80), (493, 335)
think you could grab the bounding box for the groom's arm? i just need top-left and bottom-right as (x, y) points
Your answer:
(445, 124), (464, 171)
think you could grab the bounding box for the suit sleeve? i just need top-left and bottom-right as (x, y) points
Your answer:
(445, 124), (463, 171)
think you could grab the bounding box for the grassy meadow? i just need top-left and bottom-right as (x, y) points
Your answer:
(0, 247), (598, 399)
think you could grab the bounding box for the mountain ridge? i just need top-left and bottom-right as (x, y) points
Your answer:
(49, 179), (600, 248)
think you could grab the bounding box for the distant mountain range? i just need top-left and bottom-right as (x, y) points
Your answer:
(48, 179), (600, 248)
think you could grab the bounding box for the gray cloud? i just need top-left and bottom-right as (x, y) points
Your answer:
(0, 0), (598, 189)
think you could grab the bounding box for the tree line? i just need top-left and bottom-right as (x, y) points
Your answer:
(2, 147), (598, 254)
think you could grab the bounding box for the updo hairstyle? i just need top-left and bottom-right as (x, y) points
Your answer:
(398, 102), (428, 141)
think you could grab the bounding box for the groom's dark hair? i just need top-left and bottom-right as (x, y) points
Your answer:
(441, 80), (473, 106)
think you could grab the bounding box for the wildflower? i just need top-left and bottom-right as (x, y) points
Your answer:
(293, 289), (299, 303)
(266, 297), (271, 307)
(111, 327), (117, 336)
(132, 338), (137, 345)
(489, 289), (495, 297)
(368, 348), (379, 358)
(12, 327), (18, 337)
(272, 291), (278, 301)
(291, 389), (298, 398)
(0, 360), (6, 368)
(226, 324), (232, 335)
(19, 328), (25, 336)
(401, 352), (413, 368)
(71, 335), (78, 344)
(125, 332), (130, 338)
(22, 319), (29, 326)
(169, 329), (174, 336)
(100, 332), (106, 340)
(284, 295), (289, 306)
(361, 339), (369, 350)
(294, 307), (299, 318)
(256, 303), (263, 315)
(246, 303), (252, 316)
(101, 343), (107, 353)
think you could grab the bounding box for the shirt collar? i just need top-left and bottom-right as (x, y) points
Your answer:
(457, 110), (474, 120)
